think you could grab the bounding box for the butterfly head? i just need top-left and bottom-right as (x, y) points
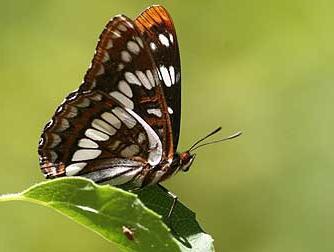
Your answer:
(174, 127), (242, 173)
(179, 151), (196, 172)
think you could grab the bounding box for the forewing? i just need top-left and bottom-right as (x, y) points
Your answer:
(135, 5), (181, 151)
(79, 14), (174, 159)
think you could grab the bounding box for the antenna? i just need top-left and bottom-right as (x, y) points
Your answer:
(189, 130), (242, 152)
(188, 127), (222, 151)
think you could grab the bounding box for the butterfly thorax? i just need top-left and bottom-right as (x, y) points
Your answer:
(138, 151), (195, 187)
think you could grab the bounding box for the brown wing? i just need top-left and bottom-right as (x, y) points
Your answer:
(135, 5), (181, 152)
(39, 91), (162, 185)
(38, 14), (175, 185)
(79, 14), (174, 160)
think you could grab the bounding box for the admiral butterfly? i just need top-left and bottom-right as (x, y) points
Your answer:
(38, 5), (241, 214)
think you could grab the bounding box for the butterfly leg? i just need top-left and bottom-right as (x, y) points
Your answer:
(158, 184), (178, 219)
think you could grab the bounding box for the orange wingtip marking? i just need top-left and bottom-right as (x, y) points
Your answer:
(135, 5), (174, 31)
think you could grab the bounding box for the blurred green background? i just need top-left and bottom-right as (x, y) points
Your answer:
(1, 0), (333, 251)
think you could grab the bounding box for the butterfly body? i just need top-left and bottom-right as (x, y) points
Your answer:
(38, 5), (195, 188)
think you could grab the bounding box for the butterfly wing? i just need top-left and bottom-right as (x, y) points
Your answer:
(81, 14), (175, 159)
(135, 5), (181, 151)
(39, 91), (163, 185)
(39, 15), (174, 186)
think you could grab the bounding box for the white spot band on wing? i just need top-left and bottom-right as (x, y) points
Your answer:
(85, 128), (109, 141)
(147, 108), (162, 117)
(159, 65), (172, 87)
(125, 72), (141, 86)
(78, 138), (98, 149)
(65, 162), (87, 176)
(109, 91), (134, 109)
(159, 34), (170, 47)
(136, 70), (152, 90)
(72, 149), (102, 162)
(101, 112), (121, 129)
(112, 107), (136, 128)
(92, 118), (117, 136)
(118, 80), (133, 97)
(124, 108), (162, 166)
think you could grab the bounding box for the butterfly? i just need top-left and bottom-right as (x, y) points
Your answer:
(38, 5), (195, 188)
(38, 5), (241, 204)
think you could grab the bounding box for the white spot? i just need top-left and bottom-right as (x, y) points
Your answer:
(118, 24), (127, 31)
(127, 41), (140, 54)
(56, 105), (63, 114)
(101, 112), (121, 129)
(111, 30), (121, 38)
(76, 98), (90, 108)
(169, 66), (175, 84)
(125, 108), (162, 166)
(112, 107), (136, 128)
(72, 149), (102, 161)
(136, 71), (152, 90)
(102, 51), (110, 63)
(125, 72), (141, 86)
(92, 119), (117, 135)
(159, 34), (169, 47)
(49, 133), (61, 148)
(90, 79), (96, 89)
(96, 65), (105, 76)
(121, 50), (132, 62)
(39, 137), (44, 146)
(168, 107), (174, 114)
(109, 168), (142, 186)
(106, 40), (113, 49)
(66, 162), (87, 176)
(85, 128), (109, 141)
(169, 33), (174, 44)
(150, 42), (157, 51)
(78, 138), (98, 149)
(159, 65), (172, 87)
(147, 108), (162, 117)
(138, 132), (146, 144)
(125, 21), (134, 29)
(120, 144), (140, 158)
(90, 93), (102, 101)
(117, 63), (125, 71)
(109, 140), (121, 150)
(116, 14), (126, 20)
(55, 118), (70, 132)
(67, 91), (78, 101)
(109, 91), (134, 109)
(118, 80), (133, 97)
(146, 70), (155, 87)
(65, 105), (78, 118)
(135, 36), (144, 48)
(45, 119), (53, 129)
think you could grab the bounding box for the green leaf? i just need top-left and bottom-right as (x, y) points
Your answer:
(137, 185), (215, 252)
(0, 177), (214, 252)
